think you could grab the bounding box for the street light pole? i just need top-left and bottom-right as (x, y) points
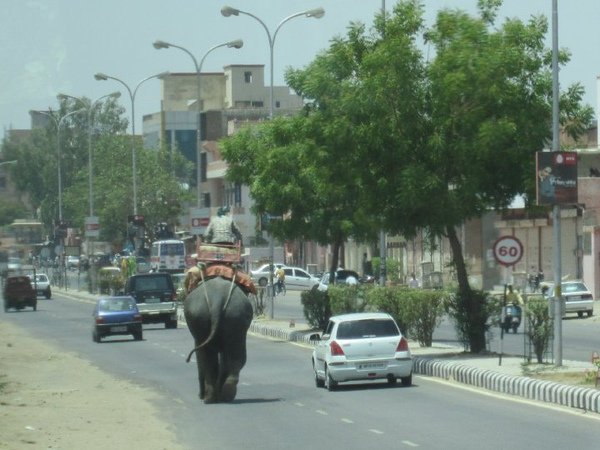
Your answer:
(221, 5), (324, 120)
(58, 92), (121, 217)
(222, 5), (324, 317)
(94, 71), (169, 216)
(35, 109), (85, 221)
(153, 39), (243, 208)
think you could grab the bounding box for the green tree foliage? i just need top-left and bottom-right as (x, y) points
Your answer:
(0, 198), (26, 227)
(225, 1), (592, 353)
(2, 97), (193, 247)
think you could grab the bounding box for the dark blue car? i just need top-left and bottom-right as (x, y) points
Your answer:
(92, 296), (143, 342)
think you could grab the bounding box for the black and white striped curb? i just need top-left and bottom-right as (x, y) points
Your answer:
(249, 321), (600, 414)
(413, 357), (600, 414)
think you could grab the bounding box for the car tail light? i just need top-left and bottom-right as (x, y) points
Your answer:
(95, 317), (105, 324)
(329, 341), (345, 356)
(396, 337), (409, 352)
(134, 313), (142, 322)
(171, 292), (177, 301)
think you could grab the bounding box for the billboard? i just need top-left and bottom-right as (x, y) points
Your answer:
(536, 151), (578, 205)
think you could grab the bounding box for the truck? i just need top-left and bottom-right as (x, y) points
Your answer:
(122, 273), (178, 328)
(3, 275), (37, 312)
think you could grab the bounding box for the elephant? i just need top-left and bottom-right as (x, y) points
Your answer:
(184, 275), (254, 404)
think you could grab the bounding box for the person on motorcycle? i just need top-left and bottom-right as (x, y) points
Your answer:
(205, 206), (242, 246)
(506, 284), (524, 306)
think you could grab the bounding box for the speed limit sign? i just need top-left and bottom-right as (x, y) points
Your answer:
(493, 236), (523, 267)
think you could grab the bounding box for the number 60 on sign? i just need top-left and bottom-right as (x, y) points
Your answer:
(492, 236), (523, 267)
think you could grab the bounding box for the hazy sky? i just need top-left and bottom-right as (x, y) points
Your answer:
(2, 0), (599, 139)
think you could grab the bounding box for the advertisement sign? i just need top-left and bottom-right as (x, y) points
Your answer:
(85, 216), (100, 238)
(190, 207), (211, 235)
(536, 151), (578, 205)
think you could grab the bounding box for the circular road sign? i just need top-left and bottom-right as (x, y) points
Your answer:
(493, 235), (523, 267)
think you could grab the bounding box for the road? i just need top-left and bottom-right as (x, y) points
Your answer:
(3, 290), (600, 449)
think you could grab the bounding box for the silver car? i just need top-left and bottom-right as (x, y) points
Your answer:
(311, 312), (413, 390)
(280, 266), (320, 291)
(543, 280), (594, 318)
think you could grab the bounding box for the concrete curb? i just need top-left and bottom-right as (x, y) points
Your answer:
(412, 357), (600, 413)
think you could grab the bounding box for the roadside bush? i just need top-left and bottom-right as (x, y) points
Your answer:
(301, 288), (331, 330)
(367, 286), (407, 335)
(446, 289), (493, 353)
(525, 297), (553, 363)
(327, 285), (373, 315)
(369, 287), (446, 346)
(400, 289), (447, 347)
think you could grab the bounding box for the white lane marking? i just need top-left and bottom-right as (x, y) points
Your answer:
(341, 418), (354, 424)
(369, 429), (384, 435)
(315, 410), (328, 415)
(294, 402), (305, 407)
(402, 440), (419, 447)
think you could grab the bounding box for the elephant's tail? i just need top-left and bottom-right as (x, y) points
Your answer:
(185, 277), (237, 363)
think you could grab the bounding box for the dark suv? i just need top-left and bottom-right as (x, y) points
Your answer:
(122, 273), (178, 328)
(4, 276), (37, 312)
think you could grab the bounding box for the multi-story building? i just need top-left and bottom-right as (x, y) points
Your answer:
(142, 64), (311, 268)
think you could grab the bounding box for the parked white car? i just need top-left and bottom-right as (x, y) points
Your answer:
(279, 266), (320, 291)
(311, 312), (413, 390)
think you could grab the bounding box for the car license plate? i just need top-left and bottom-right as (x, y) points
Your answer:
(358, 363), (385, 370)
(110, 326), (127, 332)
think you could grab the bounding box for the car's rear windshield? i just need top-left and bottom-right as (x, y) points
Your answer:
(336, 319), (399, 339)
(563, 282), (587, 293)
(99, 298), (135, 311)
(134, 276), (171, 291)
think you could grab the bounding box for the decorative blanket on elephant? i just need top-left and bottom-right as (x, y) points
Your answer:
(196, 242), (241, 264)
(185, 264), (257, 295)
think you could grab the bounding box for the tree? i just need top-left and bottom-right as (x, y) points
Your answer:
(62, 134), (192, 247)
(2, 97), (193, 249)
(0, 198), (26, 227)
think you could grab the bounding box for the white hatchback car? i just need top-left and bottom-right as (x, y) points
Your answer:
(311, 312), (413, 390)
(280, 266), (320, 291)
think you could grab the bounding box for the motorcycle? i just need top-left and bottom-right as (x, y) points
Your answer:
(502, 304), (522, 333)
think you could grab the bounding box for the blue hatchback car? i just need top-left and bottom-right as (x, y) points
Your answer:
(92, 296), (143, 343)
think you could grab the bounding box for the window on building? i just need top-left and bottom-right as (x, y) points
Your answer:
(234, 101), (251, 108)
(275, 101), (281, 108)
(244, 71), (253, 83)
(251, 101), (264, 108)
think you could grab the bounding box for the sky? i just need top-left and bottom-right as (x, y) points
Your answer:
(2, 0), (600, 139)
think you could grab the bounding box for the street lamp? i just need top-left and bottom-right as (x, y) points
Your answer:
(221, 5), (325, 119)
(221, 5), (324, 318)
(57, 92), (121, 218)
(34, 109), (85, 222)
(153, 38), (243, 208)
(94, 71), (169, 215)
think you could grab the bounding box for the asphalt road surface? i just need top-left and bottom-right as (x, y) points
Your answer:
(3, 290), (600, 449)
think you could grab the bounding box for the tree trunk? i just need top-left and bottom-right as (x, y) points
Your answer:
(328, 239), (342, 284)
(446, 224), (487, 353)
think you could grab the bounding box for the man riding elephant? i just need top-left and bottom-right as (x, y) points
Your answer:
(205, 206), (242, 246)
